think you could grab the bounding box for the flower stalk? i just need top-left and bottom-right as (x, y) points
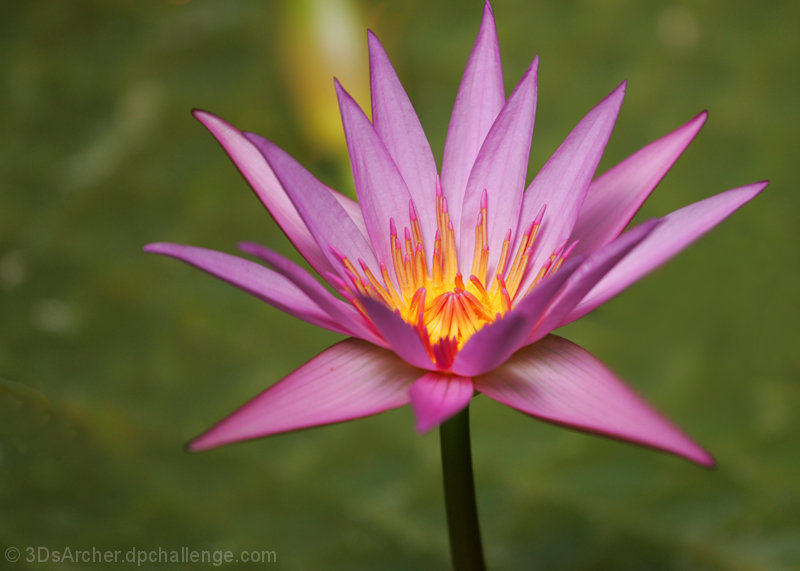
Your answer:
(440, 406), (486, 571)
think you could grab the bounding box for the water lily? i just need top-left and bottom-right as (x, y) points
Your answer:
(146, 3), (765, 467)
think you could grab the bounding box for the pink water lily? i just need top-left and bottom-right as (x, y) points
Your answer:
(146, 2), (765, 466)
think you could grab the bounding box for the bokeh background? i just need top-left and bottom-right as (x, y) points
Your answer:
(2, 0), (798, 569)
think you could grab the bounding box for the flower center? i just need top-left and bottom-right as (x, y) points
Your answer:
(334, 179), (571, 366)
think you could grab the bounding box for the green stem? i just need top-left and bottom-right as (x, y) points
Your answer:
(440, 406), (486, 571)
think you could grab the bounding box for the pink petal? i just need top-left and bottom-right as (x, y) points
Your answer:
(440, 1), (505, 235)
(144, 243), (347, 334)
(475, 335), (715, 466)
(528, 218), (660, 344)
(564, 181), (768, 324)
(358, 296), (436, 370)
(244, 133), (381, 277)
(330, 187), (369, 240)
(192, 110), (333, 275)
(335, 80), (414, 278)
(459, 57), (539, 277)
(571, 112), (707, 255)
(517, 83), (626, 293)
(237, 242), (383, 345)
(369, 31), (439, 254)
(189, 339), (419, 450)
(451, 256), (583, 377)
(409, 373), (474, 432)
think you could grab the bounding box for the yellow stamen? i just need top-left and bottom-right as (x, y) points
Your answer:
(334, 184), (569, 368)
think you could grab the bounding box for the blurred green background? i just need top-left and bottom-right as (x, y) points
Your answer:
(2, 0), (798, 569)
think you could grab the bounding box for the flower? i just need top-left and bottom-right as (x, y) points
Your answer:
(145, 1), (766, 466)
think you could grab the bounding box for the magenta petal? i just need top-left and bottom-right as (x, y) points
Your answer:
(359, 297), (436, 370)
(192, 110), (333, 275)
(369, 31), (439, 252)
(244, 132), (380, 277)
(451, 256), (583, 377)
(440, 1), (505, 233)
(189, 339), (419, 450)
(528, 218), (661, 344)
(144, 243), (347, 334)
(335, 80), (414, 276)
(459, 57), (539, 276)
(518, 83), (626, 292)
(571, 112), (707, 255)
(237, 242), (383, 345)
(409, 373), (474, 432)
(475, 335), (715, 466)
(564, 181), (768, 324)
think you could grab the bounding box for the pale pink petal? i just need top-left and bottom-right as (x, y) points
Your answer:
(451, 257), (583, 377)
(571, 112), (707, 255)
(440, 1), (505, 234)
(517, 83), (626, 293)
(189, 339), (419, 450)
(369, 31), (439, 253)
(243, 133), (380, 277)
(335, 80), (414, 277)
(475, 335), (714, 466)
(144, 243), (348, 334)
(409, 373), (474, 432)
(459, 58), (539, 277)
(359, 297), (437, 370)
(330, 187), (369, 240)
(564, 181), (768, 324)
(237, 242), (383, 345)
(527, 219), (660, 344)
(192, 110), (333, 274)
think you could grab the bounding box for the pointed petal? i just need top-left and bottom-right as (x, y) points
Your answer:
(359, 296), (436, 370)
(369, 31), (438, 252)
(244, 133), (380, 277)
(564, 181), (768, 324)
(144, 243), (347, 334)
(451, 256), (583, 377)
(528, 219), (660, 343)
(237, 242), (383, 345)
(336, 80), (414, 277)
(571, 112), (707, 255)
(192, 110), (333, 274)
(475, 335), (714, 466)
(409, 373), (474, 432)
(518, 83), (626, 292)
(441, 1), (505, 232)
(330, 187), (369, 240)
(459, 58), (539, 276)
(189, 339), (418, 450)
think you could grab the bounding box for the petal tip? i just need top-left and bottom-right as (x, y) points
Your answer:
(697, 450), (716, 469)
(192, 108), (222, 128)
(366, 28), (379, 45)
(740, 180), (770, 200)
(143, 242), (169, 254)
(186, 433), (216, 452)
(414, 418), (438, 434)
